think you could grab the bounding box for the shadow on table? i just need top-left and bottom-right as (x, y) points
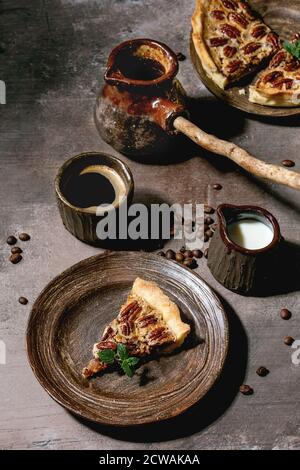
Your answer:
(71, 296), (248, 442)
(254, 239), (300, 297)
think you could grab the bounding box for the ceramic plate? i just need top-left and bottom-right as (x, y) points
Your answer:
(190, 0), (300, 117)
(26, 252), (228, 426)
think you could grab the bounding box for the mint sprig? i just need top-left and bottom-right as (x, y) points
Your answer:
(283, 40), (300, 60)
(98, 344), (139, 378)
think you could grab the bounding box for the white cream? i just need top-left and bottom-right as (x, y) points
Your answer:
(227, 219), (274, 250)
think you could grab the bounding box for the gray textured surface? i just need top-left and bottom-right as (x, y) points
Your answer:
(0, 0), (299, 450)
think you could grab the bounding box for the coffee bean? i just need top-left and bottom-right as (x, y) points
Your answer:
(205, 216), (214, 225)
(183, 250), (193, 259)
(157, 251), (165, 257)
(11, 246), (23, 254)
(213, 183), (222, 190)
(281, 159), (295, 168)
(280, 308), (291, 320)
(239, 384), (253, 395)
(206, 229), (214, 238)
(9, 253), (22, 264)
(256, 366), (269, 377)
(192, 249), (203, 259)
(176, 52), (186, 61)
(204, 205), (215, 215)
(165, 249), (176, 260)
(175, 252), (185, 263)
(19, 232), (30, 241)
(284, 336), (294, 346)
(19, 297), (28, 305)
(183, 258), (196, 269)
(7, 235), (17, 246)
(204, 248), (209, 258)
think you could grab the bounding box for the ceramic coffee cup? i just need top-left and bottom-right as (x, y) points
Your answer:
(55, 152), (134, 246)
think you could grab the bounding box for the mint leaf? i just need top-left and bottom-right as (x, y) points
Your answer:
(117, 343), (128, 361)
(126, 357), (139, 367)
(98, 349), (116, 364)
(121, 359), (134, 378)
(283, 40), (300, 60)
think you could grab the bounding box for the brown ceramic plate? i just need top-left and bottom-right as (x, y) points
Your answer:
(190, 0), (300, 117)
(26, 252), (228, 426)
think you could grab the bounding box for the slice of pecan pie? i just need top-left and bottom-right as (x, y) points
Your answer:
(82, 278), (191, 378)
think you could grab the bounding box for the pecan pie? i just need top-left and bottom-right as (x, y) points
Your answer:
(191, 0), (279, 89)
(82, 278), (191, 378)
(249, 34), (300, 107)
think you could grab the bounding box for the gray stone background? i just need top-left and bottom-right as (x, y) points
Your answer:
(0, 0), (299, 450)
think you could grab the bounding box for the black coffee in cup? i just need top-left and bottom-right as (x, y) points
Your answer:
(62, 164), (127, 211)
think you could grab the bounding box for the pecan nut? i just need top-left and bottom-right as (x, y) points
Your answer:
(243, 42), (261, 54)
(227, 60), (243, 74)
(271, 78), (294, 90)
(263, 71), (283, 84)
(138, 314), (158, 328)
(210, 37), (228, 47)
(120, 321), (132, 336)
(221, 0), (237, 10)
(101, 325), (115, 341)
(219, 24), (241, 39)
(223, 45), (237, 58)
(211, 10), (226, 21)
(238, 1), (256, 19)
(251, 25), (267, 39)
(96, 340), (117, 350)
(284, 60), (300, 72)
(270, 51), (286, 68)
(228, 12), (249, 28)
(266, 33), (280, 49)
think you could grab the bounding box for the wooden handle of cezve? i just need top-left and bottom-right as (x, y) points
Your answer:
(173, 116), (300, 191)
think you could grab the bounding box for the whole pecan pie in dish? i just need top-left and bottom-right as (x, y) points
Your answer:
(191, 0), (280, 89)
(249, 34), (300, 107)
(82, 278), (191, 378)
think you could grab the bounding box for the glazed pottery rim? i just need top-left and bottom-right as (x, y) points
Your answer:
(26, 251), (229, 427)
(104, 38), (179, 88)
(217, 204), (281, 255)
(55, 151), (134, 216)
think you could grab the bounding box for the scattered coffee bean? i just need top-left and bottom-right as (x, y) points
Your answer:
(206, 229), (214, 238)
(284, 336), (294, 346)
(239, 384), (253, 395)
(175, 252), (185, 263)
(9, 253), (22, 264)
(176, 52), (186, 61)
(157, 251), (165, 257)
(204, 205), (215, 215)
(19, 232), (30, 241)
(205, 216), (214, 225)
(204, 248), (209, 258)
(11, 246), (23, 254)
(18, 297), (28, 305)
(165, 249), (176, 260)
(281, 159), (295, 168)
(213, 183), (222, 190)
(256, 366), (269, 377)
(183, 258), (196, 269)
(183, 249), (193, 259)
(192, 249), (203, 259)
(7, 235), (17, 246)
(280, 308), (291, 320)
